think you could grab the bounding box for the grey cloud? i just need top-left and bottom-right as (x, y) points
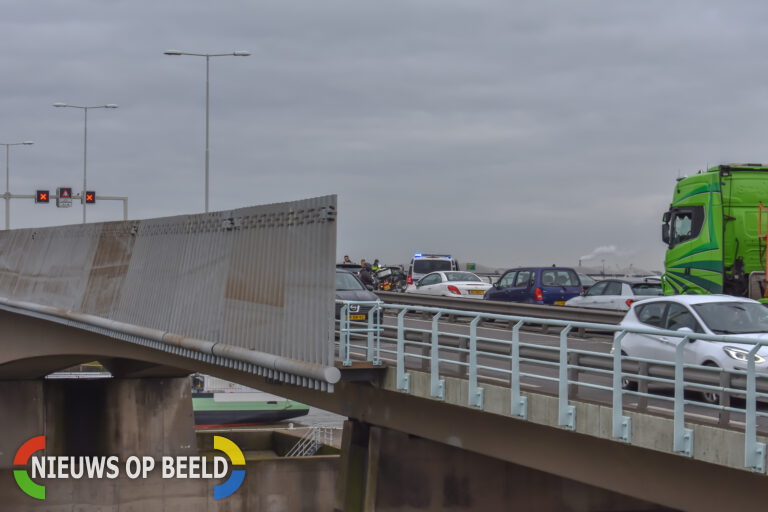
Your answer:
(1, 1), (766, 269)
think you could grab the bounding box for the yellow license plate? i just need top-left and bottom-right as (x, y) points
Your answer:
(555, 301), (565, 306)
(469, 290), (484, 295)
(348, 314), (366, 320)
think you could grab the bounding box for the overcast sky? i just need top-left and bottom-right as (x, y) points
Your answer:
(2, 1), (766, 271)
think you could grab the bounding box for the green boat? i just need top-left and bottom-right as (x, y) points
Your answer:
(192, 393), (310, 428)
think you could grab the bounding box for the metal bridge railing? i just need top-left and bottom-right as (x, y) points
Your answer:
(335, 300), (768, 473)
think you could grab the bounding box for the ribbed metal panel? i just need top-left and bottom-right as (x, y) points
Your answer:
(0, 195), (337, 380)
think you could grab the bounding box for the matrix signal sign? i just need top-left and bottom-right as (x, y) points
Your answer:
(56, 187), (72, 208)
(84, 191), (96, 204)
(35, 190), (50, 204)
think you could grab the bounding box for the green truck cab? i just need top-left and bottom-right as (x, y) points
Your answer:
(662, 164), (768, 300)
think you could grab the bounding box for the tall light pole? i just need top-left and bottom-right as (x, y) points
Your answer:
(53, 103), (118, 224)
(1, 141), (34, 230)
(164, 49), (250, 213)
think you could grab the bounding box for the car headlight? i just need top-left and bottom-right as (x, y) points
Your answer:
(723, 346), (766, 364)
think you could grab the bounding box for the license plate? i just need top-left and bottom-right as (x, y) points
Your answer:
(555, 301), (565, 306)
(469, 290), (484, 295)
(349, 314), (366, 321)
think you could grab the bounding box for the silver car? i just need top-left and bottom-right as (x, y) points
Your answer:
(565, 277), (663, 311)
(617, 294), (768, 403)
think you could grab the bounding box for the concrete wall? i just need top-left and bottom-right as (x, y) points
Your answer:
(336, 420), (674, 512)
(0, 458), (338, 511)
(0, 381), (44, 468)
(0, 378), (197, 468)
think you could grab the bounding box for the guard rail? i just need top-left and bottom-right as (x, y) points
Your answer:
(336, 300), (768, 474)
(374, 291), (625, 329)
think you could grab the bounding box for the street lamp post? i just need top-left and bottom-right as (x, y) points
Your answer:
(164, 49), (250, 213)
(53, 103), (118, 224)
(1, 141), (34, 230)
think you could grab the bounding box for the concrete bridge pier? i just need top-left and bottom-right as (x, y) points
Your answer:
(334, 419), (675, 512)
(0, 377), (196, 468)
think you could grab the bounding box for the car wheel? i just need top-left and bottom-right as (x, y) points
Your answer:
(620, 351), (638, 391)
(700, 361), (721, 405)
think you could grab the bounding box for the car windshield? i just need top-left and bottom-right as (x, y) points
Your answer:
(692, 301), (768, 334)
(336, 272), (365, 291)
(413, 259), (452, 273)
(579, 274), (596, 286)
(445, 272), (481, 282)
(630, 283), (664, 296)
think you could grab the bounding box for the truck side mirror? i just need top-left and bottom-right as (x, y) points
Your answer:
(662, 223), (670, 245)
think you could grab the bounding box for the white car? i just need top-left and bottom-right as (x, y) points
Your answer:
(565, 278), (663, 311)
(617, 295), (768, 403)
(405, 271), (492, 299)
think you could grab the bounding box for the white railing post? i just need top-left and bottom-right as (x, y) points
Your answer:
(746, 343), (766, 472)
(339, 303), (349, 364)
(558, 324), (575, 430)
(612, 331), (631, 443)
(510, 320), (527, 419)
(468, 316), (484, 409)
(673, 337), (693, 457)
(430, 311), (445, 400)
(397, 309), (410, 392)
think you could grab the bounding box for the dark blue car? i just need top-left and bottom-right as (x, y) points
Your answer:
(484, 267), (583, 305)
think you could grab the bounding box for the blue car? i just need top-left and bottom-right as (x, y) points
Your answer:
(484, 267), (583, 305)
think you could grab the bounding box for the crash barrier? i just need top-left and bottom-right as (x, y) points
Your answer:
(336, 300), (768, 473)
(374, 291), (624, 336)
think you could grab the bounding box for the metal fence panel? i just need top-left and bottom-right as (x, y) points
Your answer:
(0, 195), (337, 377)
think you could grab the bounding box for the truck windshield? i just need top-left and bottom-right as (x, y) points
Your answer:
(692, 301), (768, 334)
(669, 206), (704, 246)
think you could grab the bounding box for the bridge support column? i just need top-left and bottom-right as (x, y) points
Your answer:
(0, 381), (45, 468)
(335, 419), (372, 512)
(335, 419), (674, 512)
(0, 377), (196, 466)
(46, 377), (197, 459)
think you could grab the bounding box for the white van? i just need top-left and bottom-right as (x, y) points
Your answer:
(407, 253), (458, 284)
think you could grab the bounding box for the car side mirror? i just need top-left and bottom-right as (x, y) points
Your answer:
(662, 223), (670, 245)
(676, 326), (695, 341)
(579, 290), (586, 296)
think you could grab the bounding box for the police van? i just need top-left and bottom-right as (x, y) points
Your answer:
(407, 253), (459, 285)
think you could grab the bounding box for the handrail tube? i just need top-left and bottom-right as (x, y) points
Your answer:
(0, 297), (342, 385)
(358, 300), (768, 347)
